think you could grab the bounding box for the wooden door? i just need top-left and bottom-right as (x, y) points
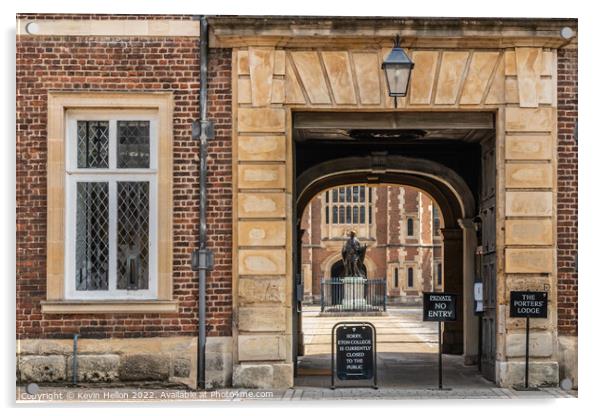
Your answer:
(479, 137), (497, 381)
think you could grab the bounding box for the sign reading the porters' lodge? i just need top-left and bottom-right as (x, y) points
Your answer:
(423, 293), (457, 321)
(335, 324), (374, 380)
(509, 291), (548, 318)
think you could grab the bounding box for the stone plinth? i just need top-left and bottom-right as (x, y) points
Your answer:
(341, 276), (367, 310)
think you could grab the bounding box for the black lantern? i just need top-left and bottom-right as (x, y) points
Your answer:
(381, 35), (414, 107)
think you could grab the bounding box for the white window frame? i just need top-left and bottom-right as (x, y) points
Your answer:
(64, 111), (158, 300)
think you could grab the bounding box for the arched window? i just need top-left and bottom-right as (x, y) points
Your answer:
(407, 267), (414, 288)
(407, 218), (414, 236)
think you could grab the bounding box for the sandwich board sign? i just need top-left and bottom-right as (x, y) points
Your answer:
(331, 322), (377, 389)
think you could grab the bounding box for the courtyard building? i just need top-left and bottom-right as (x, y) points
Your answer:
(301, 185), (443, 305)
(15, 15), (578, 391)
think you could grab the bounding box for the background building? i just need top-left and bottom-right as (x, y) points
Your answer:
(300, 185), (443, 304)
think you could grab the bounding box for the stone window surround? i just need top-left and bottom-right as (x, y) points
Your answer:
(405, 264), (417, 290)
(404, 214), (419, 238)
(42, 92), (176, 314)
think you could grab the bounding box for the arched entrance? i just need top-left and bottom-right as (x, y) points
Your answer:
(294, 154), (479, 359)
(230, 37), (561, 389)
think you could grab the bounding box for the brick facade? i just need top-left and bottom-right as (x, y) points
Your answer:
(16, 15), (233, 339)
(556, 47), (578, 336)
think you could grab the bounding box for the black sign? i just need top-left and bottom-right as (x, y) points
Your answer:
(335, 324), (374, 380)
(423, 293), (457, 322)
(510, 291), (548, 318)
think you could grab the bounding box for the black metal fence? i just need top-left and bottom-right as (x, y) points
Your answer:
(321, 278), (387, 313)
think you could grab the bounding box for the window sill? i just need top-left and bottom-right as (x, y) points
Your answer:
(41, 300), (179, 314)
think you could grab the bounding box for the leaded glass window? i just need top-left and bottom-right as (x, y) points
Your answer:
(117, 182), (150, 290)
(117, 121), (150, 168)
(432, 205), (441, 237)
(76, 182), (109, 290)
(325, 185), (372, 225)
(77, 121), (109, 168)
(66, 114), (157, 300)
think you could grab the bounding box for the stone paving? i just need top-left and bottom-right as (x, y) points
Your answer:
(15, 306), (576, 403)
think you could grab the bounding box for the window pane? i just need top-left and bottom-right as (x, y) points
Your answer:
(360, 206), (365, 223)
(407, 218), (414, 236)
(325, 206), (329, 224)
(339, 188), (345, 202)
(332, 189), (338, 203)
(76, 182), (109, 290)
(353, 206), (358, 223)
(325, 190), (329, 203)
(117, 121), (150, 168)
(368, 187), (373, 203)
(117, 181), (150, 290)
(437, 263), (442, 285)
(369, 206), (372, 224)
(352, 186), (359, 202)
(394, 268), (399, 287)
(77, 121), (109, 168)
(408, 267), (414, 287)
(332, 206), (338, 224)
(432, 205), (440, 236)
(338, 205), (344, 223)
(346, 206), (351, 224)
(346, 187), (351, 202)
(360, 186), (365, 202)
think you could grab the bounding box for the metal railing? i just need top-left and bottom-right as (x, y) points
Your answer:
(320, 278), (387, 313)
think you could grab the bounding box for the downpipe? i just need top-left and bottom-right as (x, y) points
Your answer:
(72, 334), (79, 385)
(191, 15), (214, 390)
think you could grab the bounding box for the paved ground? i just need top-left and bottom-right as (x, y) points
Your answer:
(15, 306), (576, 402)
(294, 305), (576, 397)
(298, 305), (487, 388)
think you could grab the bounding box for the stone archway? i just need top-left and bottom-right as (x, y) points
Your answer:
(295, 155), (477, 356)
(231, 37), (560, 388)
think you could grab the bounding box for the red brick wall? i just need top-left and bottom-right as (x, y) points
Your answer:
(556, 47), (578, 336)
(16, 20), (233, 338)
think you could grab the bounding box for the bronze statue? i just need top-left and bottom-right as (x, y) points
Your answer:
(341, 230), (367, 277)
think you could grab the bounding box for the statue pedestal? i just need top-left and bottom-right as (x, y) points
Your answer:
(341, 276), (367, 310)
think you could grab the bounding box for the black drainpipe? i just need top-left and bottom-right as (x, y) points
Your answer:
(191, 15), (214, 390)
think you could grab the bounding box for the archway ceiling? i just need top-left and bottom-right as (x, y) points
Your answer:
(293, 111), (495, 144)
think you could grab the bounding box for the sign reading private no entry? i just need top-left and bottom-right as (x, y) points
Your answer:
(423, 293), (457, 321)
(509, 291), (548, 318)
